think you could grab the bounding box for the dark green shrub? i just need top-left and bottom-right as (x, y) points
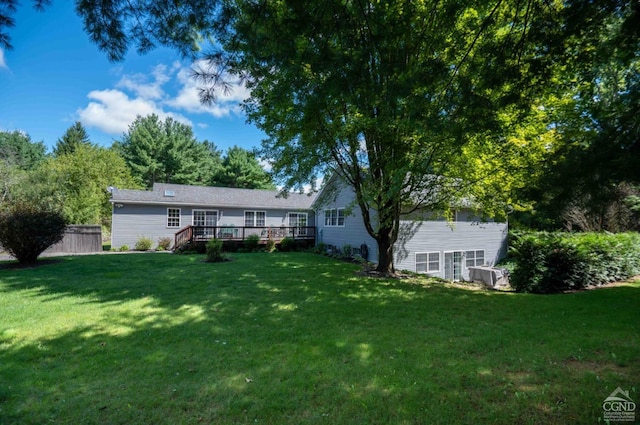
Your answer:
(279, 237), (295, 252)
(294, 239), (309, 251)
(205, 239), (225, 263)
(312, 242), (328, 254)
(509, 231), (640, 293)
(245, 234), (260, 252)
(508, 232), (549, 293)
(342, 244), (353, 257)
(0, 203), (66, 264)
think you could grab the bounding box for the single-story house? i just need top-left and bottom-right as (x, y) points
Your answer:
(109, 183), (316, 249)
(110, 180), (507, 281)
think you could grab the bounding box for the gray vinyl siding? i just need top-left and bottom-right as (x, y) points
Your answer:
(111, 204), (172, 249)
(315, 179), (508, 279)
(112, 204), (315, 249)
(315, 184), (378, 261)
(393, 220), (508, 279)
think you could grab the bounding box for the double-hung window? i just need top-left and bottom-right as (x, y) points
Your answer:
(324, 208), (345, 227)
(167, 208), (181, 228)
(245, 211), (266, 227)
(465, 250), (485, 267)
(416, 252), (440, 274)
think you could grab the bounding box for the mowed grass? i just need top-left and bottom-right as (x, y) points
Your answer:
(0, 252), (638, 424)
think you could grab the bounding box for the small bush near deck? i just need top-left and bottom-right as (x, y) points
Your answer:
(509, 231), (640, 293)
(342, 244), (353, 257)
(265, 238), (276, 253)
(118, 245), (129, 252)
(279, 237), (295, 252)
(311, 242), (328, 255)
(205, 238), (225, 262)
(134, 236), (153, 251)
(245, 234), (260, 252)
(157, 237), (172, 251)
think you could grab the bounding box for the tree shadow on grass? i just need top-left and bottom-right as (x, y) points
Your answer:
(1, 253), (639, 424)
(0, 258), (64, 270)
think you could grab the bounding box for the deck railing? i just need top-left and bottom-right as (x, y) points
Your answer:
(174, 225), (316, 250)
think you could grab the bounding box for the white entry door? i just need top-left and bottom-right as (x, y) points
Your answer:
(288, 213), (308, 236)
(444, 251), (463, 281)
(193, 210), (218, 236)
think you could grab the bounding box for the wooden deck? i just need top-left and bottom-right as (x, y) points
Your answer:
(174, 225), (316, 250)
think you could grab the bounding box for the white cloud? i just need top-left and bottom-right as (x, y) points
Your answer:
(77, 89), (192, 135)
(167, 65), (250, 118)
(77, 60), (248, 135)
(0, 49), (7, 69)
(115, 62), (180, 100)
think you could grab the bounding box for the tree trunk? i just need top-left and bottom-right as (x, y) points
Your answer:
(375, 231), (395, 275)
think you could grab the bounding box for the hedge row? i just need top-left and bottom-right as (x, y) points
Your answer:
(509, 231), (640, 293)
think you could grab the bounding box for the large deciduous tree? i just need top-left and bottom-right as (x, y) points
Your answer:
(213, 1), (562, 272)
(41, 144), (140, 226)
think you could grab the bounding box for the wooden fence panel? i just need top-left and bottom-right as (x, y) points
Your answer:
(45, 225), (102, 254)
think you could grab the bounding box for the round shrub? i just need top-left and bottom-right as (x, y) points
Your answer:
(279, 237), (295, 252)
(157, 237), (172, 251)
(244, 234), (260, 252)
(205, 238), (225, 262)
(0, 202), (66, 264)
(134, 236), (153, 251)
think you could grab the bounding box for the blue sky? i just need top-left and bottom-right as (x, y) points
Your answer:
(0, 2), (266, 154)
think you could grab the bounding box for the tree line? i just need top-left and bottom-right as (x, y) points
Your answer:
(0, 115), (275, 229)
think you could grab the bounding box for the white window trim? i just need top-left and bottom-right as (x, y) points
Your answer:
(167, 208), (181, 229)
(244, 210), (267, 227)
(444, 250), (464, 281)
(416, 251), (441, 274)
(324, 208), (345, 227)
(192, 209), (219, 226)
(288, 212), (308, 225)
(465, 249), (486, 268)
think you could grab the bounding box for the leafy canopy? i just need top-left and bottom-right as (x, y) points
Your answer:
(0, 130), (46, 171)
(41, 144), (141, 226)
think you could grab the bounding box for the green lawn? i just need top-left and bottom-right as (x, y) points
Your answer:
(0, 252), (638, 424)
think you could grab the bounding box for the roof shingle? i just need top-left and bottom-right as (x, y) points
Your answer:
(111, 183), (316, 210)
